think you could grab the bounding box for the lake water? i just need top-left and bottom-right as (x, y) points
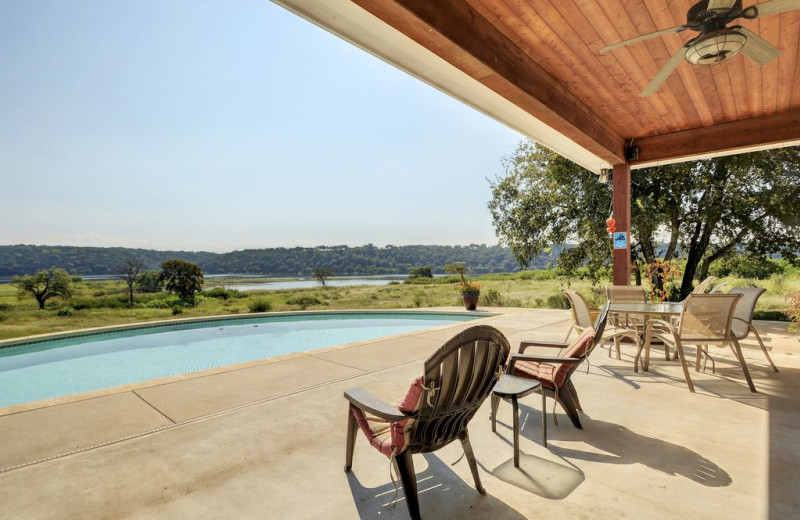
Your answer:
(213, 276), (409, 291)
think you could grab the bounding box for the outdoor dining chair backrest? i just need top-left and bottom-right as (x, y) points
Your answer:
(727, 287), (766, 339)
(606, 285), (647, 303)
(563, 290), (593, 329)
(692, 276), (718, 294)
(677, 293), (742, 343)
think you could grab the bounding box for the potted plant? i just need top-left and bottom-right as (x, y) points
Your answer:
(445, 263), (481, 310)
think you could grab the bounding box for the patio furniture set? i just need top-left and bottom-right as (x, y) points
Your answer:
(341, 279), (776, 519)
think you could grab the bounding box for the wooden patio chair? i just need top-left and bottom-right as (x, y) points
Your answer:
(499, 304), (609, 430)
(563, 289), (639, 360)
(699, 287), (778, 373)
(643, 293), (756, 393)
(344, 325), (510, 520)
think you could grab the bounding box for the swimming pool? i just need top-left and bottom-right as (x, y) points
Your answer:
(0, 312), (480, 408)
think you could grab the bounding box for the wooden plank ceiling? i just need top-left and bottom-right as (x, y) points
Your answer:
(348, 0), (800, 167)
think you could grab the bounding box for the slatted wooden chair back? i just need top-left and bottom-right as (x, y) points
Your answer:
(409, 325), (510, 454)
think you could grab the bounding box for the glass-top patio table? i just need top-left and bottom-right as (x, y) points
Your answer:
(608, 302), (684, 372)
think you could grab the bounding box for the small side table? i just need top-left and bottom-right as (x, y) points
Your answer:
(491, 374), (546, 467)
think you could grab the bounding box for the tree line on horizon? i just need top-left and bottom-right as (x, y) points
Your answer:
(0, 243), (562, 278)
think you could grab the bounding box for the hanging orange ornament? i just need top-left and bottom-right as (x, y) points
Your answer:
(606, 217), (616, 233)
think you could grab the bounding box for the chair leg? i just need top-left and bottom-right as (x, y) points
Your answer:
(459, 431), (486, 494)
(564, 379), (582, 411)
(490, 395), (500, 432)
(557, 388), (583, 429)
(673, 341), (695, 393)
(394, 451), (421, 520)
(730, 338), (757, 393)
(344, 406), (358, 472)
(750, 325), (778, 372)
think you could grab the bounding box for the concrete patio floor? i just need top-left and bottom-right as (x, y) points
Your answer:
(0, 308), (798, 519)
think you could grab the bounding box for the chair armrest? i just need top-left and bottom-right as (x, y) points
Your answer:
(518, 340), (568, 353)
(344, 387), (409, 421)
(645, 318), (677, 340)
(508, 353), (581, 371)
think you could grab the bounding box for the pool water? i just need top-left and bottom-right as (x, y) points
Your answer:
(0, 313), (477, 407)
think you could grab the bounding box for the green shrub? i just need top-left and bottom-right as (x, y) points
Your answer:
(286, 296), (322, 310)
(711, 255), (782, 280)
(71, 276), (83, 283)
(72, 296), (129, 310)
(480, 288), (504, 307)
(753, 310), (789, 321)
(57, 307), (74, 316)
(409, 266), (433, 279)
(137, 297), (185, 309)
(171, 306), (183, 315)
(546, 293), (570, 309)
(203, 287), (242, 300)
(0, 303), (13, 311)
(248, 299), (272, 313)
(136, 270), (164, 293)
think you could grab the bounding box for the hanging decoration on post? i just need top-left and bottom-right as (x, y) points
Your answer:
(606, 217), (616, 233)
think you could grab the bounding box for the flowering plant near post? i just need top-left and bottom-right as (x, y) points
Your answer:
(640, 258), (681, 302)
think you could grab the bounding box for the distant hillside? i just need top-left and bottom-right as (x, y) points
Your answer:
(0, 244), (561, 277)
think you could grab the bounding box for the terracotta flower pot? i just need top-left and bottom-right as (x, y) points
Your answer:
(462, 291), (480, 311)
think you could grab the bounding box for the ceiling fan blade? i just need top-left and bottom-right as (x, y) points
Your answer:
(601, 25), (685, 54)
(708, 0), (739, 9)
(739, 27), (782, 63)
(751, 0), (800, 17)
(640, 47), (686, 97)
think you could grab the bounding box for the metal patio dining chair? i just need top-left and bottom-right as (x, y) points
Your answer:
(699, 287), (778, 373)
(643, 293), (756, 393)
(563, 289), (639, 360)
(344, 325), (510, 520)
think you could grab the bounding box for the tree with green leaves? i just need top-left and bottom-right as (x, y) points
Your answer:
(136, 270), (164, 293)
(116, 258), (145, 306)
(489, 140), (800, 298)
(160, 259), (204, 304)
(13, 267), (73, 309)
(313, 267), (334, 287)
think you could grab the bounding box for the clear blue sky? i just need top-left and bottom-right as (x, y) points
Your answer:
(0, 0), (522, 252)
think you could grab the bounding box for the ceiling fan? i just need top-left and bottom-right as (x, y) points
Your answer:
(601, 0), (800, 97)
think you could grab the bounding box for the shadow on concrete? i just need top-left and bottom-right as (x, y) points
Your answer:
(345, 452), (528, 520)
(511, 411), (732, 488)
(767, 365), (800, 520)
(488, 453), (584, 499)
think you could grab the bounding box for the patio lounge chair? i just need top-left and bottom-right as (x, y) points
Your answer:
(563, 289), (639, 360)
(643, 293), (756, 393)
(344, 325), (510, 520)
(500, 304), (609, 429)
(699, 287), (778, 373)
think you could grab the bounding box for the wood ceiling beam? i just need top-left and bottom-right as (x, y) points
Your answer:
(349, 0), (626, 164)
(631, 109), (800, 164)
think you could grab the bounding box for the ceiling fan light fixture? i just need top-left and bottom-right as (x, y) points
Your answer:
(685, 29), (747, 65)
